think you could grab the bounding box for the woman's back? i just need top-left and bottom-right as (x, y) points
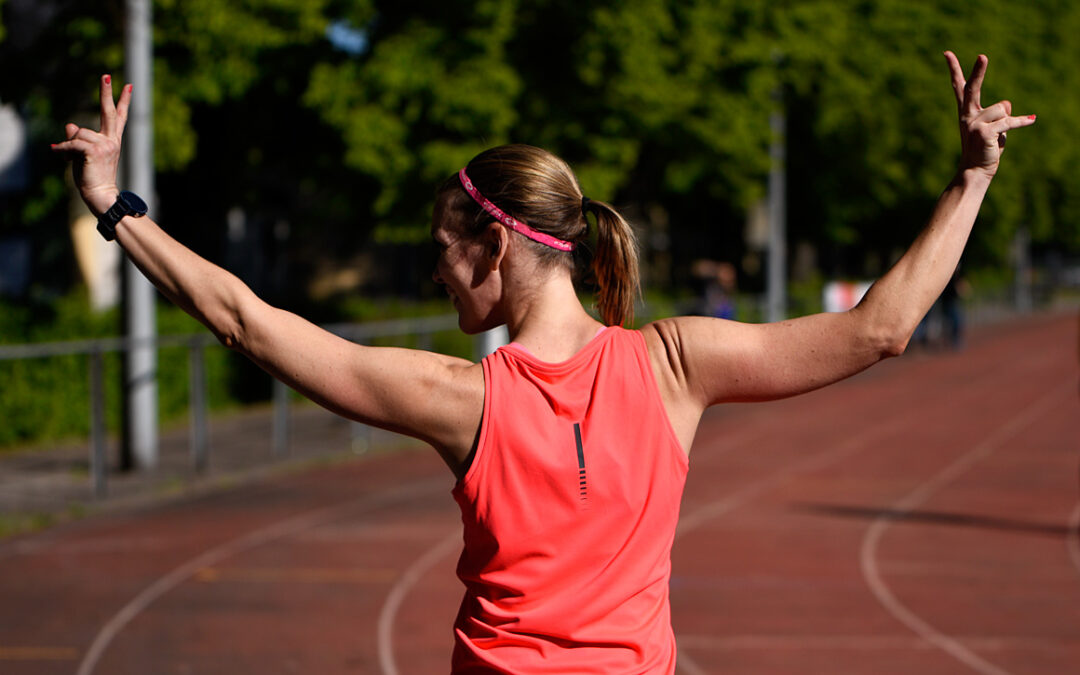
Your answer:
(452, 327), (687, 674)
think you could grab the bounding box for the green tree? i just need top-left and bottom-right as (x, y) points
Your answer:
(774, 0), (1079, 274)
(0, 0), (341, 301)
(2, 0), (1076, 307)
(304, 0), (1079, 288)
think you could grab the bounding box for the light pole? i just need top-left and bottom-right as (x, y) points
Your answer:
(122, 0), (158, 469)
(766, 86), (787, 324)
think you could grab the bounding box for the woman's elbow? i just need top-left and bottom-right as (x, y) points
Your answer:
(855, 311), (909, 360)
(869, 318), (911, 359)
(880, 333), (909, 359)
(847, 297), (912, 360)
(205, 314), (245, 352)
(201, 293), (254, 353)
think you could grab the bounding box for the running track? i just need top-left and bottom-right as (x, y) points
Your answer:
(0, 311), (1076, 674)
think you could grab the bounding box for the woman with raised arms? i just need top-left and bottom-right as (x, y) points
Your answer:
(53, 51), (1033, 674)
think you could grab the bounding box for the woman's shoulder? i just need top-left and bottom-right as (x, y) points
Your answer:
(633, 318), (714, 455)
(637, 315), (710, 355)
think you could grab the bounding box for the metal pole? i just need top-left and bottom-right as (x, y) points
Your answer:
(189, 340), (208, 472)
(476, 326), (508, 360)
(123, 0), (158, 469)
(766, 97), (787, 323)
(89, 348), (107, 498)
(1013, 227), (1032, 313)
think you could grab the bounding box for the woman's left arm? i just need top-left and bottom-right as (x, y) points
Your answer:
(646, 52), (1035, 420)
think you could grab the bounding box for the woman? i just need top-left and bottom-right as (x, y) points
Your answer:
(54, 51), (1033, 673)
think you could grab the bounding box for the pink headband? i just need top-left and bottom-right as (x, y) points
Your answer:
(458, 168), (575, 252)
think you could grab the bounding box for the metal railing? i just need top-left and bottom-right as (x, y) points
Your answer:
(0, 314), (472, 499)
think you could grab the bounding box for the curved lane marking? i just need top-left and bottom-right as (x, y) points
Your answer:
(859, 381), (1071, 675)
(675, 648), (710, 675)
(673, 418), (908, 675)
(676, 418), (907, 539)
(75, 476), (447, 675)
(377, 531), (461, 675)
(672, 362), (1027, 674)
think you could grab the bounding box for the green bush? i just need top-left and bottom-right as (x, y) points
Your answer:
(0, 291), (234, 450)
(334, 295), (474, 359)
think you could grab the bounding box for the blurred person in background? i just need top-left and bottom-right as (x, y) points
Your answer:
(691, 259), (738, 320)
(941, 265), (970, 349)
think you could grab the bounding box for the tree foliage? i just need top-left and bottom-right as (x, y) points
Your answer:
(1, 0), (1076, 304)
(301, 0), (1080, 279)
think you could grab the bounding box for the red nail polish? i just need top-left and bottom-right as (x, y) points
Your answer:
(104, 74), (111, 85)
(1028, 114), (1036, 120)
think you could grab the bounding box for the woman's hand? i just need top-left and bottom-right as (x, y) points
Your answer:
(945, 51), (1035, 179)
(51, 75), (132, 217)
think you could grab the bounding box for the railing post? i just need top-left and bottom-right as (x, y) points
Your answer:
(88, 347), (107, 499)
(188, 338), (209, 473)
(272, 378), (289, 456)
(350, 421), (371, 454)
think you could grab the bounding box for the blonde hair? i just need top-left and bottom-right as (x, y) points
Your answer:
(438, 145), (640, 327)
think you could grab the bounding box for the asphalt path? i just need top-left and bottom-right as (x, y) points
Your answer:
(0, 311), (1076, 674)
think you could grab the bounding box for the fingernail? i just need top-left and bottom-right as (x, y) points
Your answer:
(1028, 114), (1036, 120)
(104, 74), (111, 85)
(50, 143), (57, 148)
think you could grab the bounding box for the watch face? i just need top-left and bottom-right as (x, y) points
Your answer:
(118, 191), (148, 214)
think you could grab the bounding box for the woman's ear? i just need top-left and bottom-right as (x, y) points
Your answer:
(485, 223), (509, 271)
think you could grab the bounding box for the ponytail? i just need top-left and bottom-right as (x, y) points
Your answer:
(583, 199), (640, 327)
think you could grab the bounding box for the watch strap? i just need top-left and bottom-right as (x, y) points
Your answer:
(96, 191), (147, 241)
(97, 202), (124, 241)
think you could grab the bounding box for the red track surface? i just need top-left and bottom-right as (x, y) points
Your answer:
(0, 312), (1077, 674)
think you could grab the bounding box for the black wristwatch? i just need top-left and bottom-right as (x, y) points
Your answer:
(97, 191), (148, 241)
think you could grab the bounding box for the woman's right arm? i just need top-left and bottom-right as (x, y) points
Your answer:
(52, 76), (483, 474)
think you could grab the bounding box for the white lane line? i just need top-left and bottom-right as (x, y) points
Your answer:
(193, 566), (399, 584)
(675, 418), (907, 540)
(377, 531), (460, 675)
(672, 363), (1027, 674)
(675, 647), (710, 675)
(860, 381), (1071, 675)
(75, 477), (447, 675)
(673, 418), (909, 675)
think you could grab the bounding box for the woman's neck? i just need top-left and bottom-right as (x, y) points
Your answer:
(502, 272), (606, 363)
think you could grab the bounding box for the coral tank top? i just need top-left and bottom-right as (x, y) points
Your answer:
(451, 327), (688, 674)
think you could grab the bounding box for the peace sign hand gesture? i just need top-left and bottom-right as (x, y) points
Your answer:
(945, 51), (1035, 179)
(51, 75), (133, 217)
